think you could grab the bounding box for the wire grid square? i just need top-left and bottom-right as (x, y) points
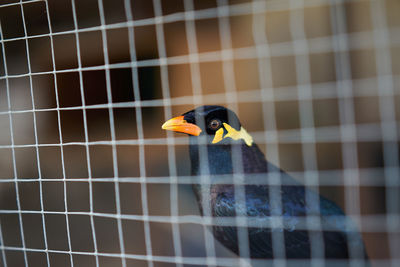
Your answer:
(0, 0), (398, 266)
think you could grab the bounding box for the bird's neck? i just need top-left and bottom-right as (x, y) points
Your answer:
(189, 138), (269, 176)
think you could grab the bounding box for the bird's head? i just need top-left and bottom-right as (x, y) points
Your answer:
(162, 105), (253, 146)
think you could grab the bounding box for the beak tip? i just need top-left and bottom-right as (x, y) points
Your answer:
(161, 120), (174, 131)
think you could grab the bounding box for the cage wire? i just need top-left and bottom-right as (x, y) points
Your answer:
(0, 0), (399, 266)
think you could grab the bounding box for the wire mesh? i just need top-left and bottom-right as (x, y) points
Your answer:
(0, 0), (399, 266)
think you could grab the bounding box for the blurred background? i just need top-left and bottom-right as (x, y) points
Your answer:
(0, 0), (399, 266)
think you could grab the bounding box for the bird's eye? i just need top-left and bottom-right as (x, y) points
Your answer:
(209, 119), (221, 130)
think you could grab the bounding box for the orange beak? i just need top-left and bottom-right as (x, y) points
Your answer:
(162, 115), (202, 136)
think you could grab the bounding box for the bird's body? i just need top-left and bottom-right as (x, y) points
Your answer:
(162, 105), (368, 261)
(190, 141), (354, 259)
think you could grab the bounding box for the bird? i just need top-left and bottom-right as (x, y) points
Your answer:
(162, 105), (368, 262)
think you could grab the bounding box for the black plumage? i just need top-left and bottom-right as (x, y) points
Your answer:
(163, 105), (368, 261)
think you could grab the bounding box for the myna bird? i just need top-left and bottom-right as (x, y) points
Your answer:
(162, 105), (368, 260)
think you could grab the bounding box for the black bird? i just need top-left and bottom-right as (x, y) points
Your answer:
(162, 105), (368, 262)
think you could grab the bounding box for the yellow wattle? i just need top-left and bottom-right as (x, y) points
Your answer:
(221, 123), (253, 146)
(212, 128), (224, 144)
